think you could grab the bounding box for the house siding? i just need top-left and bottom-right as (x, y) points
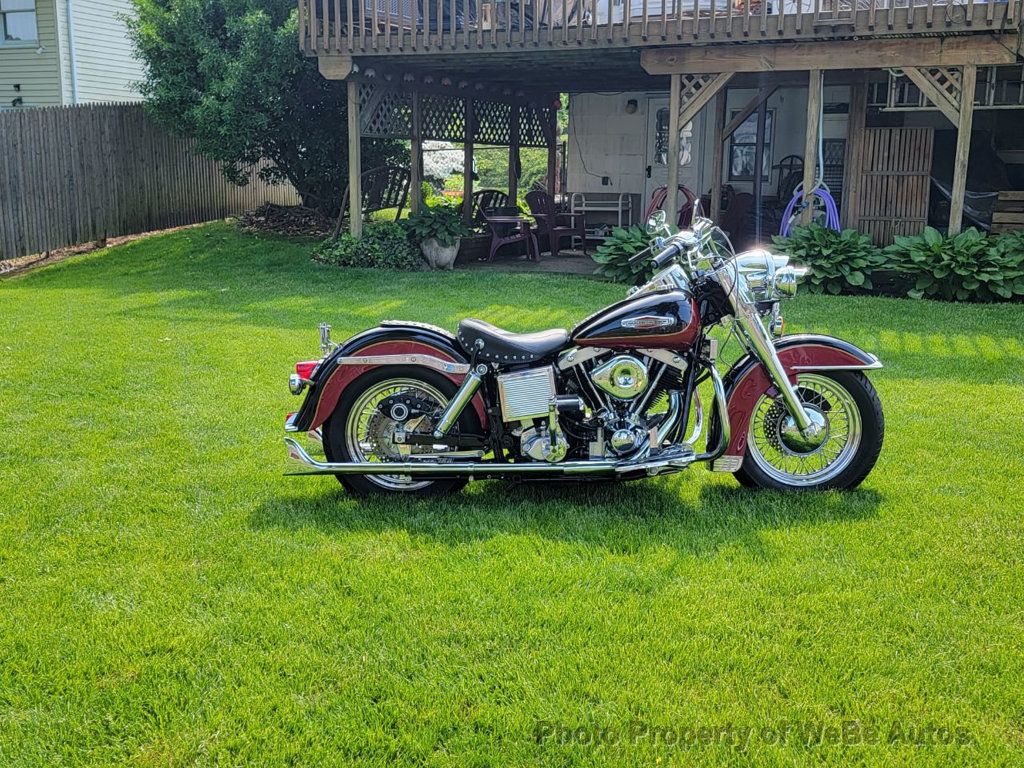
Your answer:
(0, 0), (63, 109)
(56, 0), (144, 103)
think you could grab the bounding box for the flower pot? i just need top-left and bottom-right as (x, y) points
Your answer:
(421, 237), (461, 270)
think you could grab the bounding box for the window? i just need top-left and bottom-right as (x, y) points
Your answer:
(1, 0), (37, 43)
(654, 108), (694, 168)
(729, 109), (774, 182)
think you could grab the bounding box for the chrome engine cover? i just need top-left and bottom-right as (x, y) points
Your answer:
(590, 355), (649, 400)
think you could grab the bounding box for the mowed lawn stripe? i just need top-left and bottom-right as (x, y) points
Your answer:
(1, 223), (1022, 766)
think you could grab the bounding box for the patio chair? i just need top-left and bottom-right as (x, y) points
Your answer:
(525, 190), (586, 258)
(471, 189), (511, 228)
(332, 165), (411, 238)
(643, 185), (699, 228)
(478, 205), (539, 262)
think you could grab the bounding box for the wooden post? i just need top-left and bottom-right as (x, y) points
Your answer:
(800, 69), (823, 226)
(547, 108), (558, 199)
(509, 103), (521, 201)
(752, 97), (768, 241)
(666, 73), (682, 226)
(710, 90), (727, 222)
(410, 90), (423, 213)
(948, 64), (977, 236)
(347, 79), (363, 238)
(842, 73), (868, 229)
(462, 98), (474, 224)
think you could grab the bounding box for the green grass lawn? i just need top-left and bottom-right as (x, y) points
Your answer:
(1, 223), (1023, 767)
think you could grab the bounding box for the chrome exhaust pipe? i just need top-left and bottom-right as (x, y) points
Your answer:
(695, 365), (730, 463)
(284, 438), (695, 479)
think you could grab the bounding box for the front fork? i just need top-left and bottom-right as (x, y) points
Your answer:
(721, 277), (820, 438)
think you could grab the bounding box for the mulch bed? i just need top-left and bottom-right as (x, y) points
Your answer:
(236, 204), (334, 238)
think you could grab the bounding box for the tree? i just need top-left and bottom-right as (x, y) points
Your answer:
(127, 0), (403, 217)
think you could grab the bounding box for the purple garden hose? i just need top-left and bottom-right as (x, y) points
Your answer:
(779, 183), (841, 237)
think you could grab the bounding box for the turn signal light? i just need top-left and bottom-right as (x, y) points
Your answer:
(295, 361), (319, 379)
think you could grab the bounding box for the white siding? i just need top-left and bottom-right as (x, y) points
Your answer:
(0, 0), (62, 109)
(56, 0), (144, 104)
(567, 91), (651, 197)
(568, 87), (851, 204)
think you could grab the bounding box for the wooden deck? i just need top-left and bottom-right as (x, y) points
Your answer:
(300, 0), (1021, 59)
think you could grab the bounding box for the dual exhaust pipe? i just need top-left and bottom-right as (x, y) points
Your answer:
(285, 438), (696, 480)
(284, 367), (729, 482)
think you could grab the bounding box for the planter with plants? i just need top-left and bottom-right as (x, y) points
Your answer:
(405, 203), (473, 270)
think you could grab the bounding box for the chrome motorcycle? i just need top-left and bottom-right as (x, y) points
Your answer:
(283, 214), (884, 495)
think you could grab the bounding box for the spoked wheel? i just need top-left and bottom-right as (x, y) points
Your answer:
(735, 371), (884, 491)
(322, 367), (481, 497)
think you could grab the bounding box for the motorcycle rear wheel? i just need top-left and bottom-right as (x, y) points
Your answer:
(322, 367), (482, 497)
(734, 371), (884, 491)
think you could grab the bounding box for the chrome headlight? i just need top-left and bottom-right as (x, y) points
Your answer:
(733, 249), (806, 301)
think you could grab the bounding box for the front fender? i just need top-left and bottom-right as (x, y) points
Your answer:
(291, 322), (487, 433)
(710, 334), (881, 472)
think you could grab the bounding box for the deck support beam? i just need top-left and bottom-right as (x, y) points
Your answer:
(641, 36), (1018, 75)
(347, 79), (363, 238)
(410, 90), (423, 214)
(463, 98), (475, 225)
(546, 108), (558, 199)
(509, 104), (520, 200)
(949, 64), (977, 236)
(668, 72), (732, 223)
(666, 75), (682, 226)
(842, 74), (869, 229)
(710, 90), (726, 223)
(800, 69), (823, 226)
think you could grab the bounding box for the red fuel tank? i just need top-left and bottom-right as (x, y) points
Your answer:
(571, 289), (701, 350)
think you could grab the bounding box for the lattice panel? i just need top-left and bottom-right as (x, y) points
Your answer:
(360, 87), (413, 139)
(919, 67), (964, 107)
(472, 100), (513, 146)
(679, 75), (718, 109)
(518, 105), (554, 149)
(422, 94), (466, 143)
(356, 85), (553, 147)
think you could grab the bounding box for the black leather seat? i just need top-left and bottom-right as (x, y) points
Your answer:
(457, 318), (568, 364)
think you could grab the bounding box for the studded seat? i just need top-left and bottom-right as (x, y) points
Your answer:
(457, 318), (568, 364)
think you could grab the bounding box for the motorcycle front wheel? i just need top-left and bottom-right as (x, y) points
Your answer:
(734, 371), (884, 491)
(322, 367), (482, 497)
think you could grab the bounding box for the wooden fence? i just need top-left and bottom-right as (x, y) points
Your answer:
(0, 103), (300, 261)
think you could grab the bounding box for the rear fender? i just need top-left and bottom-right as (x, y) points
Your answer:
(291, 323), (487, 432)
(709, 334), (881, 472)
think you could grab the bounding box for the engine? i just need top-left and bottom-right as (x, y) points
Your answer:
(494, 352), (672, 464)
(590, 355), (649, 400)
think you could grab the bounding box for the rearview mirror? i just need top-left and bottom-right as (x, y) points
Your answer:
(646, 210), (668, 236)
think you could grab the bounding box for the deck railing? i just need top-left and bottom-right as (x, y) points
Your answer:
(300, 0), (1020, 55)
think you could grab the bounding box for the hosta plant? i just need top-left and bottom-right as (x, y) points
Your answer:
(591, 226), (656, 285)
(314, 222), (422, 270)
(405, 201), (472, 247)
(885, 227), (1024, 302)
(772, 224), (883, 295)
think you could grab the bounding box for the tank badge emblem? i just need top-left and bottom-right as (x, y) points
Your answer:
(621, 315), (676, 330)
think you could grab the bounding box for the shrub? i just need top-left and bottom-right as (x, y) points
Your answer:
(591, 226), (656, 284)
(772, 224), (883, 295)
(405, 202), (472, 247)
(885, 227), (1024, 302)
(314, 222), (421, 270)
(127, 0), (403, 217)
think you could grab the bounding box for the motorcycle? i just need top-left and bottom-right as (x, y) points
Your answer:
(283, 214), (884, 496)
